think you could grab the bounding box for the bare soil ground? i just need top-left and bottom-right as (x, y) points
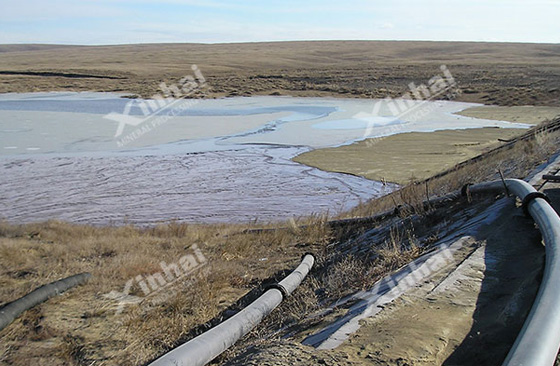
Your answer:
(228, 207), (544, 366)
(456, 105), (560, 123)
(336, 201), (545, 366)
(294, 127), (526, 185)
(0, 41), (559, 106)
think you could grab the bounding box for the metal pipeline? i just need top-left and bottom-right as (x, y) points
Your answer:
(0, 272), (91, 331)
(148, 253), (315, 366)
(467, 178), (560, 365)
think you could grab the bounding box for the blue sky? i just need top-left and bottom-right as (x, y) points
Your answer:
(0, 0), (558, 44)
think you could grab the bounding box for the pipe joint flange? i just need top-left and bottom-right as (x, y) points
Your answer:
(265, 283), (289, 300)
(461, 183), (473, 197)
(522, 192), (551, 217)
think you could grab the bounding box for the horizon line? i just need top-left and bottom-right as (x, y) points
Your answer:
(2, 39), (559, 47)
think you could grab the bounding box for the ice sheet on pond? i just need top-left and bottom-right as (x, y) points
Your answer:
(0, 94), (530, 225)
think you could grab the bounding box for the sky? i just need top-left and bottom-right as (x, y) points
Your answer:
(0, 0), (559, 45)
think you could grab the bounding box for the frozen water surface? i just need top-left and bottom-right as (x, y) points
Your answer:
(0, 93), (528, 225)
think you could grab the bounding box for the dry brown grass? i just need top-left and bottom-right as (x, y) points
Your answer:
(0, 195), (436, 365)
(0, 41), (559, 106)
(212, 216), (434, 365)
(0, 219), (331, 365)
(1, 119), (560, 365)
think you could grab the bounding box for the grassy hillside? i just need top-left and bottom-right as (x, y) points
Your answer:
(0, 41), (558, 105)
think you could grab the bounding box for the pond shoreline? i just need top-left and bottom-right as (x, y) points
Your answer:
(0, 93), (538, 225)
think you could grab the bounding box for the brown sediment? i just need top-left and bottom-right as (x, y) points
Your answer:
(455, 105), (560, 124)
(293, 127), (528, 185)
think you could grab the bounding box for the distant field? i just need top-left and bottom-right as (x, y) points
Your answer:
(0, 41), (559, 106)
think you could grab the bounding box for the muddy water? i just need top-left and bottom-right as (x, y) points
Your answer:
(0, 147), (393, 225)
(0, 93), (527, 225)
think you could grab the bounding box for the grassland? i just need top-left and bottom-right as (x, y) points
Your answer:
(0, 41), (559, 106)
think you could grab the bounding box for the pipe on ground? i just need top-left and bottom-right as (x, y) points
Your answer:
(148, 254), (315, 366)
(468, 179), (560, 366)
(0, 272), (91, 331)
